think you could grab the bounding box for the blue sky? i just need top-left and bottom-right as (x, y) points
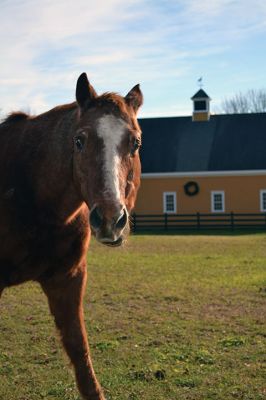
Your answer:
(1, 0), (266, 118)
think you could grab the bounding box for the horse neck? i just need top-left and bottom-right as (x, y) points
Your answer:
(32, 104), (84, 223)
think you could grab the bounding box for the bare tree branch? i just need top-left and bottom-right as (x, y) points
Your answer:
(220, 89), (266, 114)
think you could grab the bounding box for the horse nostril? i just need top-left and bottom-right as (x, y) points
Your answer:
(115, 208), (128, 230)
(89, 206), (103, 230)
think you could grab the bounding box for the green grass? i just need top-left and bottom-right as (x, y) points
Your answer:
(0, 233), (266, 400)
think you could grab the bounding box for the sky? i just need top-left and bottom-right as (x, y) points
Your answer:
(1, 0), (266, 118)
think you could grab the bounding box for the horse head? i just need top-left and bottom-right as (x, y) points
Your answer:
(73, 73), (143, 246)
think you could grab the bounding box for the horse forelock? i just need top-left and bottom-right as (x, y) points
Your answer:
(88, 92), (129, 118)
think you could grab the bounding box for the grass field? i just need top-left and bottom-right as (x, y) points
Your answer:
(0, 233), (265, 400)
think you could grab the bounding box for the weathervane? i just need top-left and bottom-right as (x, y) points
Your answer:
(197, 77), (203, 88)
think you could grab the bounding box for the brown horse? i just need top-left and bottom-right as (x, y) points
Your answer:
(0, 72), (143, 400)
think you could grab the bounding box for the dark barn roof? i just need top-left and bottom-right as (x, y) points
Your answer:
(139, 113), (266, 173)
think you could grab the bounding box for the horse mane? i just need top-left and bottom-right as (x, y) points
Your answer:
(3, 112), (30, 124)
(50, 102), (77, 113)
(1, 94), (127, 126)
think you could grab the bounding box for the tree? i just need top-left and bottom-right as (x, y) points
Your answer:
(221, 89), (266, 114)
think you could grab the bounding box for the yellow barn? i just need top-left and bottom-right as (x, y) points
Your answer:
(134, 90), (266, 229)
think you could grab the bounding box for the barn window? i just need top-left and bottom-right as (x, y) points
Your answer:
(211, 191), (225, 213)
(194, 100), (207, 111)
(260, 190), (266, 212)
(163, 192), (176, 214)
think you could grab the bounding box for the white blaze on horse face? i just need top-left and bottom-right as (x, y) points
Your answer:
(97, 115), (126, 204)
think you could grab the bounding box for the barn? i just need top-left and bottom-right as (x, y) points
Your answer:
(134, 89), (266, 227)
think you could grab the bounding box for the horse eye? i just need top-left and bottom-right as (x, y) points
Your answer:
(127, 169), (134, 181)
(74, 135), (85, 151)
(130, 137), (141, 156)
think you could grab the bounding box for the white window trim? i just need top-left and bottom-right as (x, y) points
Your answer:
(260, 189), (266, 212)
(211, 191), (225, 213)
(163, 192), (176, 214)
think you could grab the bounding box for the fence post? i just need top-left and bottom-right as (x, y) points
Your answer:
(132, 212), (136, 233)
(230, 212), (234, 231)
(164, 213), (168, 231)
(197, 212), (201, 230)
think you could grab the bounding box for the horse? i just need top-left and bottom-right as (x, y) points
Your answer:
(0, 72), (143, 400)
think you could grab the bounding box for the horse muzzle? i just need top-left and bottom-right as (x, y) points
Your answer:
(89, 205), (128, 246)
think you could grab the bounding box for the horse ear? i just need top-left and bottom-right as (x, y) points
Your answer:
(76, 72), (97, 110)
(125, 84), (143, 113)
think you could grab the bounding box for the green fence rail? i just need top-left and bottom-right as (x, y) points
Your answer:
(131, 212), (266, 231)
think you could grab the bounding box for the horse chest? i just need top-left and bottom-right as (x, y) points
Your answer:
(0, 215), (89, 287)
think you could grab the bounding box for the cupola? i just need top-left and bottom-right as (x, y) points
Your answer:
(191, 89), (211, 121)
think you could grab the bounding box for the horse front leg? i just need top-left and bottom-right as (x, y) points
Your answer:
(40, 264), (105, 400)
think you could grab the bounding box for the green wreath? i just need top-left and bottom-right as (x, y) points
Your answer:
(184, 181), (199, 196)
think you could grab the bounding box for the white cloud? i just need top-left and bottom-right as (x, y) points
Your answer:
(1, 0), (266, 116)
(0, 0), (144, 113)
